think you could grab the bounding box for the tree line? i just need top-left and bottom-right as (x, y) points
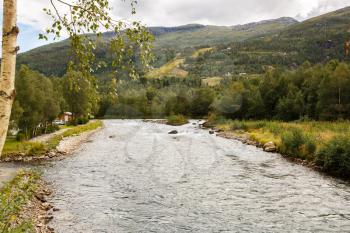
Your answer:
(10, 59), (350, 139)
(10, 65), (101, 139)
(98, 59), (350, 121)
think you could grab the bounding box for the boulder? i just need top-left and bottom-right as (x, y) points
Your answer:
(168, 130), (178, 135)
(263, 141), (277, 152)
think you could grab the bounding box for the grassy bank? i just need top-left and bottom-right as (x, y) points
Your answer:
(0, 170), (40, 232)
(2, 120), (103, 159)
(207, 117), (350, 179)
(167, 115), (189, 126)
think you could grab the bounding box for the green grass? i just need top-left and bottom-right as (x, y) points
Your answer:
(209, 117), (350, 179)
(0, 170), (40, 232)
(2, 120), (103, 158)
(167, 115), (189, 126)
(3, 140), (46, 156)
(146, 58), (187, 79)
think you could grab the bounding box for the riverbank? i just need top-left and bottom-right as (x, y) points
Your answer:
(0, 170), (54, 233)
(1, 120), (103, 162)
(205, 117), (350, 180)
(0, 121), (104, 232)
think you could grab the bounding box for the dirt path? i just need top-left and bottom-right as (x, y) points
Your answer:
(29, 128), (69, 143)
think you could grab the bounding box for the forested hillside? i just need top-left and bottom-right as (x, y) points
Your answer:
(17, 17), (297, 77)
(17, 6), (350, 80)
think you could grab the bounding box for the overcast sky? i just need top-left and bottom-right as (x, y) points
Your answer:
(1, 0), (349, 51)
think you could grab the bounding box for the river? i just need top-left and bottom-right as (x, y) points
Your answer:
(44, 120), (350, 232)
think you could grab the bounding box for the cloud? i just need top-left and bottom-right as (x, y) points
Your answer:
(110, 0), (350, 26)
(0, 0), (349, 52)
(2, 0), (347, 29)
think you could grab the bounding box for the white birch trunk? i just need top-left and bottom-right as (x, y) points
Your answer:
(0, 0), (18, 157)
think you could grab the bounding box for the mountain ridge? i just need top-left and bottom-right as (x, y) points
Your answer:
(17, 6), (350, 77)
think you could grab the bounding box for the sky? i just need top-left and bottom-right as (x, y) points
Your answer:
(0, 0), (349, 52)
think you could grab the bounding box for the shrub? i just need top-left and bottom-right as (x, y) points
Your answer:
(167, 115), (189, 126)
(316, 136), (350, 178)
(46, 124), (60, 133)
(77, 117), (89, 125)
(280, 128), (316, 160)
(27, 143), (46, 156)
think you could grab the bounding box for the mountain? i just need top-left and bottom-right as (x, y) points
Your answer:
(152, 17), (297, 49)
(17, 17), (298, 77)
(16, 6), (350, 78)
(177, 6), (350, 79)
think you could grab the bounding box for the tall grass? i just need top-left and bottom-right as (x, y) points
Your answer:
(208, 116), (350, 179)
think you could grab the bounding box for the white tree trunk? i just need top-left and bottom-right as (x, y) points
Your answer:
(0, 0), (18, 157)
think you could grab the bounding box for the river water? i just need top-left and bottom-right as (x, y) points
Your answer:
(44, 120), (350, 233)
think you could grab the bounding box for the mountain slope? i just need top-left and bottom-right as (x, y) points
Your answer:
(17, 17), (297, 77)
(16, 6), (350, 78)
(181, 6), (350, 78)
(153, 17), (297, 49)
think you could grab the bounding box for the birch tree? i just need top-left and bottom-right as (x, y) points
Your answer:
(0, 0), (18, 157)
(0, 0), (153, 156)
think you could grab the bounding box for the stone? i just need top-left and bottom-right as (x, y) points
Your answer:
(209, 130), (215, 135)
(263, 141), (277, 152)
(168, 130), (178, 135)
(35, 193), (47, 202)
(42, 215), (54, 224)
(41, 202), (53, 211)
(109, 135), (116, 138)
(48, 151), (56, 158)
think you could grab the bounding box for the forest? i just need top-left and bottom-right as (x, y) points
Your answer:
(11, 59), (350, 139)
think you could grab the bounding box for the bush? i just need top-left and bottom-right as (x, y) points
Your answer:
(167, 115), (189, 126)
(46, 124), (59, 133)
(280, 128), (316, 160)
(77, 117), (89, 125)
(27, 143), (46, 156)
(316, 137), (350, 178)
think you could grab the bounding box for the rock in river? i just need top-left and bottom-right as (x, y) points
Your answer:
(168, 130), (178, 135)
(263, 141), (277, 152)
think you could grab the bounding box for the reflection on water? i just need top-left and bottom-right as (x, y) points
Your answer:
(44, 120), (350, 232)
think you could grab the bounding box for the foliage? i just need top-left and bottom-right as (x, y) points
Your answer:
(167, 115), (189, 126)
(42, 0), (154, 78)
(280, 128), (316, 160)
(0, 170), (40, 233)
(12, 65), (61, 139)
(62, 70), (99, 118)
(316, 136), (350, 178)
